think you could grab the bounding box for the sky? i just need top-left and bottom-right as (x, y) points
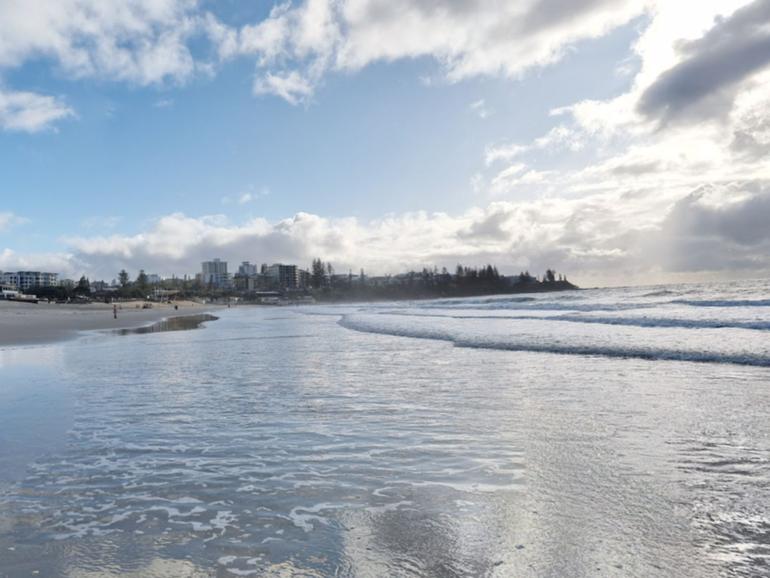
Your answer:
(1, 0), (769, 286)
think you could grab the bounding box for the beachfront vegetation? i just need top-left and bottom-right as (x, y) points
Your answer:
(303, 262), (576, 302)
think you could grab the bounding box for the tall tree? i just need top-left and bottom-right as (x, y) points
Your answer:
(311, 258), (326, 289)
(75, 275), (90, 295)
(136, 270), (149, 295)
(118, 269), (129, 287)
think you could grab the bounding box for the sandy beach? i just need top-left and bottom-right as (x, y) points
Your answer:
(0, 300), (216, 347)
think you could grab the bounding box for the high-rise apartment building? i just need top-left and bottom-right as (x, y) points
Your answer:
(201, 259), (230, 288)
(238, 261), (258, 276)
(265, 264), (300, 290)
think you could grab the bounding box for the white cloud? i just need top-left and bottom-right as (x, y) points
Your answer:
(221, 187), (271, 206)
(203, 0), (338, 105)
(484, 143), (529, 166)
(0, 88), (74, 132)
(153, 98), (174, 108)
(0, 1), (663, 109)
(0, 247), (79, 277)
(252, 70), (315, 105)
(335, 0), (647, 80)
(237, 189), (271, 204)
(0, 0), (200, 86)
(0, 0), (199, 128)
(470, 99), (491, 119)
(0, 212), (29, 232)
(485, 125), (584, 166)
(200, 0), (651, 104)
(80, 215), (122, 230)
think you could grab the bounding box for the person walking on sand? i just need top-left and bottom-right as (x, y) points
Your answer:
(113, 304), (118, 320)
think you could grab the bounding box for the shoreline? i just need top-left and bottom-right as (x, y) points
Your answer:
(0, 300), (219, 348)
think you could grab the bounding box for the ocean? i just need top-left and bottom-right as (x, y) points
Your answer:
(1, 279), (769, 577)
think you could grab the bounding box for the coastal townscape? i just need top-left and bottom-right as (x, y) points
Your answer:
(1, 259), (575, 304)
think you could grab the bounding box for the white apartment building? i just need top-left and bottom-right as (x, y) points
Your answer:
(0, 271), (58, 291)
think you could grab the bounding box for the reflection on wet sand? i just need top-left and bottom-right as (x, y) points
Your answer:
(115, 314), (219, 336)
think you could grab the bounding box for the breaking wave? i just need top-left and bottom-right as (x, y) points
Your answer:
(382, 311), (770, 332)
(673, 299), (770, 308)
(339, 315), (770, 368)
(642, 289), (680, 297)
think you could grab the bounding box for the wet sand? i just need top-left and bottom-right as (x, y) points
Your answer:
(0, 300), (217, 347)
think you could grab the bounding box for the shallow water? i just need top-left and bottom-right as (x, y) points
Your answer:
(1, 280), (769, 577)
(115, 314), (219, 336)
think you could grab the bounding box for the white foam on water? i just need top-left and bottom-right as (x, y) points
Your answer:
(339, 311), (770, 367)
(288, 502), (347, 532)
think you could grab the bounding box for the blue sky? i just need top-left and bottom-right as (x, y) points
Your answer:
(1, 1), (769, 284)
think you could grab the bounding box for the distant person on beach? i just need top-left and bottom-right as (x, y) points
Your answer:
(113, 304), (117, 319)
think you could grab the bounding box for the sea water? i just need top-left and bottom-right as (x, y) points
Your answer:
(1, 279), (769, 577)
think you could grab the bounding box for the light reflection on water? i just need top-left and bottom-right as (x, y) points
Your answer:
(0, 290), (769, 577)
(0, 344), (71, 487)
(0, 343), (65, 368)
(114, 314), (219, 336)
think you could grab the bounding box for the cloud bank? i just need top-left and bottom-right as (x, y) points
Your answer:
(2, 180), (768, 285)
(471, 0), (770, 283)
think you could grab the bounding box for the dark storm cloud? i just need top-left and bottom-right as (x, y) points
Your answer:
(610, 161), (661, 176)
(731, 113), (770, 160)
(458, 208), (513, 240)
(519, 0), (615, 32)
(663, 183), (770, 246)
(638, 0), (770, 124)
(359, 0), (632, 36)
(656, 182), (770, 271)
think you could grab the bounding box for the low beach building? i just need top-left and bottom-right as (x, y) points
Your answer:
(0, 282), (20, 299)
